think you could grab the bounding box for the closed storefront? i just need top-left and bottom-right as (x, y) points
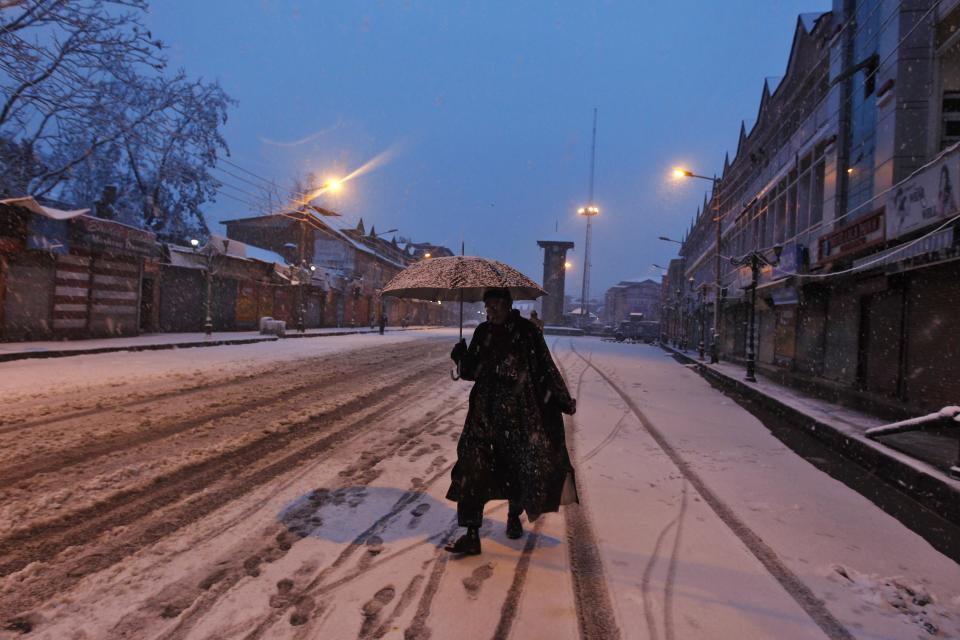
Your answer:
(795, 285), (827, 376)
(212, 277), (237, 331)
(273, 287), (294, 324)
(3, 254), (54, 339)
(774, 306), (797, 368)
(822, 285), (859, 384)
(88, 254), (141, 336)
(159, 266), (205, 332)
(858, 285), (904, 396)
(52, 253), (91, 334)
(236, 281), (259, 328)
(70, 216), (155, 337)
(757, 308), (775, 365)
(306, 291), (323, 327)
(904, 263), (960, 410)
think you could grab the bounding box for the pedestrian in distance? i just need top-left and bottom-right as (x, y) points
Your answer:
(378, 312), (387, 335)
(445, 287), (578, 555)
(529, 309), (544, 332)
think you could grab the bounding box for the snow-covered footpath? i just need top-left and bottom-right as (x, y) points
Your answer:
(0, 331), (957, 639)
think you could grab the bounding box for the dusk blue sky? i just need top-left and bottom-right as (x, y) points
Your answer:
(148, 1), (829, 296)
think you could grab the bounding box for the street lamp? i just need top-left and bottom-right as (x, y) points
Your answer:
(658, 235), (683, 245)
(190, 238), (214, 337)
(577, 205), (600, 328)
(697, 283), (708, 360)
(673, 166), (723, 364)
(730, 245), (783, 382)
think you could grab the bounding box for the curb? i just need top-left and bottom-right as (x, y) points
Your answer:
(661, 345), (960, 529)
(0, 327), (428, 363)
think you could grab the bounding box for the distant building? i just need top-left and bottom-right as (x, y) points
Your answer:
(223, 208), (456, 327)
(603, 278), (661, 324)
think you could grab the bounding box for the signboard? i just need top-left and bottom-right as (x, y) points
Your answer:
(71, 215), (157, 258)
(818, 210), (885, 263)
(886, 144), (959, 240)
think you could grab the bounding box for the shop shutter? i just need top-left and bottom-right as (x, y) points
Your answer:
(3, 256), (54, 338)
(53, 253), (91, 333)
(906, 265), (960, 409)
(861, 288), (904, 396)
(235, 281), (258, 329)
(89, 255), (140, 336)
(822, 287), (859, 384)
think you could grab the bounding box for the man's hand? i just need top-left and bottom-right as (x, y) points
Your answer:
(450, 339), (467, 363)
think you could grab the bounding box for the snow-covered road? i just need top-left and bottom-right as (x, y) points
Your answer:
(0, 332), (957, 639)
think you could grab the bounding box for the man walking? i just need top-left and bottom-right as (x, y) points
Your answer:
(445, 288), (578, 554)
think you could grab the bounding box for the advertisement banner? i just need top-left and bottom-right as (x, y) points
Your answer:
(887, 144), (960, 240)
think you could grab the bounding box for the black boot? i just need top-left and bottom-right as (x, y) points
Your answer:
(506, 513), (523, 539)
(445, 526), (481, 555)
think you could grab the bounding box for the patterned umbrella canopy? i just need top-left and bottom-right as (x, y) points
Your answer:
(381, 255), (546, 302)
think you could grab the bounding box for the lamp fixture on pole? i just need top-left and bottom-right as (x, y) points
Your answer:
(190, 238), (214, 337)
(730, 245), (782, 382)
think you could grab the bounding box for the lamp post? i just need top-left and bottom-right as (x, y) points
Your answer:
(673, 168), (723, 364)
(729, 245), (782, 382)
(578, 205), (600, 329)
(190, 238), (214, 337)
(675, 287), (684, 351)
(697, 283), (707, 360)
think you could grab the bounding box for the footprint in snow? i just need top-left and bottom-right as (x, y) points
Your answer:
(462, 563), (495, 598)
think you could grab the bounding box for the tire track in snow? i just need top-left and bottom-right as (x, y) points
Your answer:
(568, 341), (855, 640)
(553, 344), (623, 640)
(663, 481), (688, 640)
(490, 517), (545, 640)
(0, 342), (436, 488)
(0, 358), (302, 435)
(0, 358), (450, 624)
(641, 515), (677, 640)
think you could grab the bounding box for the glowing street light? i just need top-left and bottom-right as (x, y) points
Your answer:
(424, 252), (432, 259)
(564, 261), (573, 270)
(672, 164), (723, 364)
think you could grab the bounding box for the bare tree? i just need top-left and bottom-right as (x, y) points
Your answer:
(0, 0), (233, 240)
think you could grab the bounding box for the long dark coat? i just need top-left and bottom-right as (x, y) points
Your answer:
(445, 310), (578, 520)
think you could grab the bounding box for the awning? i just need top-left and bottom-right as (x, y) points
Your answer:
(0, 196), (88, 220)
(852, 227), (954, 271)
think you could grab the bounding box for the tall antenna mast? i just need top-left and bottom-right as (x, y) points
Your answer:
(579, 108), (599, 328)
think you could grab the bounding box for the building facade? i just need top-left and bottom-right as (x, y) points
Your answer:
(603, 278), (662, 324)
(0, 198), (158, 340)
(674, 0), (960, 414)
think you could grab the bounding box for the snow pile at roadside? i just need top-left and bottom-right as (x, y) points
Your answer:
(828, 564), (960, 637)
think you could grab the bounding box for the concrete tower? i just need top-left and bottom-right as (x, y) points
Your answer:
(537, 239), (575, 326)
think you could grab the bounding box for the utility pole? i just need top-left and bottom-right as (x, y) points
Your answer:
(579, 108), (599, 328)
